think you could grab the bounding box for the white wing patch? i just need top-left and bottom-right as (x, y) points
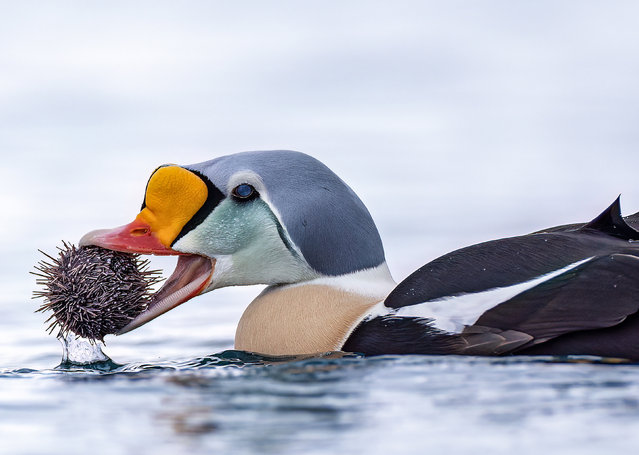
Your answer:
(394, 257), (595, 333)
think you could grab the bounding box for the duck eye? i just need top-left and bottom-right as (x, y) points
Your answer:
(232, 183), (256, 200)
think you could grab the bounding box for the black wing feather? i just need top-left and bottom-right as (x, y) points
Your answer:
(342, 316), (463, 355)
(385, 232), (635, 309)
(475, 253), (639, 346)
(387, 197), (639, 310)
(342, 317), (534, 356)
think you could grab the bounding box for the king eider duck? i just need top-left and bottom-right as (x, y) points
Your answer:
(80, 150), (639, 358)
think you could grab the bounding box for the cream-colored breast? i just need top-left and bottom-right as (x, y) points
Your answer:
(234, 284), (381, 355)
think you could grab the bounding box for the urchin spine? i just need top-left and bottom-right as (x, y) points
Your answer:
(33, 242), (162, 341)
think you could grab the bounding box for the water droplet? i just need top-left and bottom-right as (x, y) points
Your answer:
(58, 333), (110, 365)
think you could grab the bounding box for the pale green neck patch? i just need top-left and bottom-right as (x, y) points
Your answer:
(173, 198), (318, 288)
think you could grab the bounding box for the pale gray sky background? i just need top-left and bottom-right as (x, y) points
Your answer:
(2, 0), (639, 293)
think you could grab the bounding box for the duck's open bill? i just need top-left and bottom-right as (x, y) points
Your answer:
(80, 219), (177, 255)
(80, 223), (215, 334)
(117, 255), (215, 334)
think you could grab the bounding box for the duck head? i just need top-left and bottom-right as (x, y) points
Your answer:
(81, 150), (386, 334)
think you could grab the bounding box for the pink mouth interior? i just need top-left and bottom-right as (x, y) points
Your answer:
(117, 255), (215, 334)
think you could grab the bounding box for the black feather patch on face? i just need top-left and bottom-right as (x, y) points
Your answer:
(171, 169), (225, 247)
(33, 242), (163, 341)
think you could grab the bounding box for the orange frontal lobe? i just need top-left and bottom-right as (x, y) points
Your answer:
(136, 166), (209, 247)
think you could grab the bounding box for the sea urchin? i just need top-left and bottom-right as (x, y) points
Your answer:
(33, 242), (162, 341)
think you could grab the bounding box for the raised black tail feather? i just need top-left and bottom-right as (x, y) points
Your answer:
(581, 196), (639, 241)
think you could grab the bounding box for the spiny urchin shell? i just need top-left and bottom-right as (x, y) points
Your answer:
(33, 242), (162, 341)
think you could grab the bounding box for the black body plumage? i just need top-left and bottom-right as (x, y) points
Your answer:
(33, 243), (162, 341)
(344, 198), (639, 359)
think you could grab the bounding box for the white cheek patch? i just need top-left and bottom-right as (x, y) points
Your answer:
(394, 257), (595, 333)
(207, 254), (234, 290)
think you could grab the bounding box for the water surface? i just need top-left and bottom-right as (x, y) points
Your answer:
(3, 2), (639, 454)
(3, 347), (639, 455)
